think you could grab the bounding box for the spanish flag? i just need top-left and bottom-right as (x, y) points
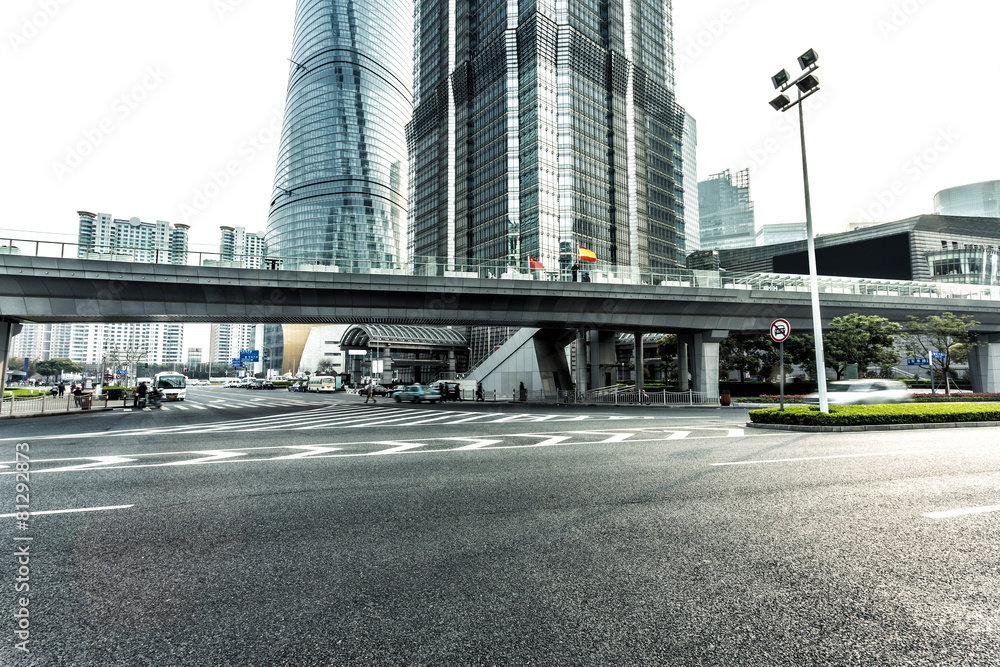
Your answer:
(529, 256), (544, 270)
(578, 246), (597, 263)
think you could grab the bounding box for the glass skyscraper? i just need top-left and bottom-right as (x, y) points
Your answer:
(266, 0), (413, 269)
(407, 0), (688, 272)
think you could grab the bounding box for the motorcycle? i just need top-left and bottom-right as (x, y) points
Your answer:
(145, 390), (164, 409)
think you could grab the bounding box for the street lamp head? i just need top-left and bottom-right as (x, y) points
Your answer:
(769, 94), (791, 111)
(798, 48), (819, 70)
(771, 69), (790, 89)
(796, 74), (819, 94)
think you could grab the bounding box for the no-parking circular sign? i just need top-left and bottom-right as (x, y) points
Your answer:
(770, 318), (791, 343)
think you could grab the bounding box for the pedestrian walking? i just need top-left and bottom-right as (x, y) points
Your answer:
(365, 381), (376, 404)
(58, 381), (65, 397)
(476, 382), (485, 402)
(73, 384), (83, 407)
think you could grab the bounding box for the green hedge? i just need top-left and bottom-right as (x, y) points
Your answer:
(750, 403), (1000, 426)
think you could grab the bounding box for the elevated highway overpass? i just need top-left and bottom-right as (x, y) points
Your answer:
(3, 253), (1000, 394)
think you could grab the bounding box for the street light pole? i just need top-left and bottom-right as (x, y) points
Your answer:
(770, 49), (829, 413)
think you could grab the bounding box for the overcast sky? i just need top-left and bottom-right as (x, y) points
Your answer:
(1, 0), (997, 255)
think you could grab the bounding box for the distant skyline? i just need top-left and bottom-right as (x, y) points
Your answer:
(2, 0), (997, 254)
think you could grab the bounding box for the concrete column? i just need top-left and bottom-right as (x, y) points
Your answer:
(691, 330), (728, 398)
(588, 330), (617, 389)
(447, 349), (457, 379)
(967, 333), (1000, 393)
(575, 328), (587, 394)
(634, 331), (644, 393)
(676, 334), (691, 390)
(381, 346), (393, 386)
(1, 321), (23, 393)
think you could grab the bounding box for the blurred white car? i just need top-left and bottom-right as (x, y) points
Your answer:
(802, 379), (908, 405)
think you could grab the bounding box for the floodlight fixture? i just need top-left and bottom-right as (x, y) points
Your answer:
(771, 69), (790, 89)
(769, 94), (791, 111)
(797, 48), (819, 70)
(796, 74), (819, 94)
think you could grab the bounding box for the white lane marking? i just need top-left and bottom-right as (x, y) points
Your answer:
(667, 431), (692, 439)
(164, 451), (247, 466)
(609, 416), (656, 420)
(512, 434), (572, 447)
(271, 445), (343, 459)
(41, 456), (138, 473)
(728, 428), (745, 437)
(712, 449), (949, 466)
(369, 441), (429, 455)
(449, 438), (504, 450)
(923, 505), (1000, 519)
(0, 504), (134, 518)
(570, 431), (637, 443)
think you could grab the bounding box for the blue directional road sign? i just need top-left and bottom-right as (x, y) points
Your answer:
(931, 351), (946, 359)
(907, 358), (929, 366)
(240, 350), (260, 362)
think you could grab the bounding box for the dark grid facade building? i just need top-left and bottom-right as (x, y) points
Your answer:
(715, 214), (1000, 285)
(407, 0), (688, 273)
(266, 0), (412, 269)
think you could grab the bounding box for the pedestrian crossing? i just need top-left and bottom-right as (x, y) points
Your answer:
(116, 396), (310, 412)
(83, 403), (741, 439)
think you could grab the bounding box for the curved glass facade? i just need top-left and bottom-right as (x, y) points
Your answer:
(267, 0), (413, 270)
(933, 181), (1000, 218)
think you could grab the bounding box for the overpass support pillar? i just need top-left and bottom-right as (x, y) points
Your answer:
(0, 321), (23, 392)
(676, 334), (692, 391)
(381, 347), (393, 386)
(589, 330), (617, 389)
(967, 333), (1000, 393)
(575, 329), (587, 394)
(691, 330), (728, 398)
(446, 350), (457, 380)
(634, 332), (644, 393)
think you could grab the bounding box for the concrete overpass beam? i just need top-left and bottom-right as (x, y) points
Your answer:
(691, 330), (728, 398)
(967, 333), (1000, 393)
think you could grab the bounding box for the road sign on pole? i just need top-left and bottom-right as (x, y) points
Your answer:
(770, 318), (791, 343)
(930, 351), (946, 359)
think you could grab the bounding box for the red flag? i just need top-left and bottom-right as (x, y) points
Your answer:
(529, 256), (544, 270)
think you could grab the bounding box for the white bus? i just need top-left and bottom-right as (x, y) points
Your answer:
(307, 375), (340, 393)
(153, 372), (187, 401)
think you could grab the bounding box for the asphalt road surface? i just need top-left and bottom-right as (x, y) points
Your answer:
(1, 387), (998, 666)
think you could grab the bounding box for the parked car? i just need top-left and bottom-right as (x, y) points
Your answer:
(287, 382), (305, 392)
(802, 379), (909, 405)
(393, 385), (443, 403)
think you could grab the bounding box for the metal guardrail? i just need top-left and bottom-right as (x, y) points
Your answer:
(1, 392), (102, 416)
(3, 236), (1000, 301)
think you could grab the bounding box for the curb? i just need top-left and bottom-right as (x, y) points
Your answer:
(0, 407), (114, 420)
(746, 420), (1000, 433)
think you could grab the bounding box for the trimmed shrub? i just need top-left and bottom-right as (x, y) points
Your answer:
(749, 403), (1000, 426)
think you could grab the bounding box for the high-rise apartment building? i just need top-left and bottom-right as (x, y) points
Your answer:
(219, 226), (267, 268)
(407, 0), (688, 272)
(77, 211), (189, 264)
(698, 169), (756, 250)
(11, 212), (188, 368)
(265, 0), (412, 269)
